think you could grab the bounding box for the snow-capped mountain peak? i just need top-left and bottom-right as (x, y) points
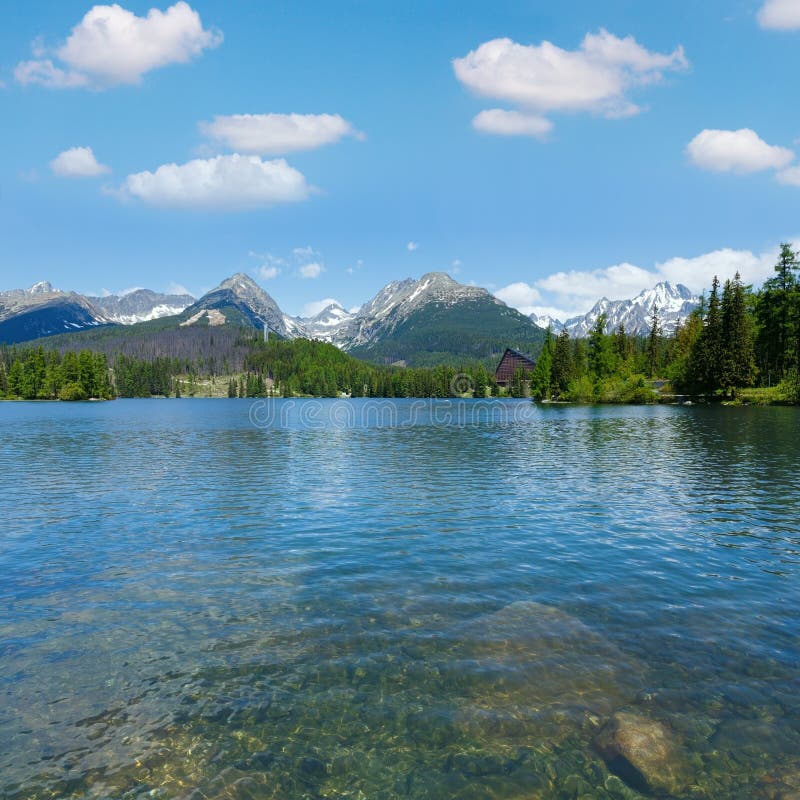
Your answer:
(284, 302), (356, 343)
(310, 302), (352, 327)
(550, 281), (699, 338)
(632, 281), (694, 312)
(88, 288), (196, 325)
(530, 313), (565, 332)
(28, 281), (58, 295)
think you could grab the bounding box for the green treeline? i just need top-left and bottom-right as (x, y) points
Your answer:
(529, 244), (800, 403)
(0, 338), (500, 400)
(241, 338), (497, 398)
(0, 347), (113, 400)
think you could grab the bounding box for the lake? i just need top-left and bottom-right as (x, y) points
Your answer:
(1, 399), (798, 799)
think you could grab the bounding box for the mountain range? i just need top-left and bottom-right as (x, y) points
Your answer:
(530, 282), (699, 337)
(169, 271), (544, 365)
(1, 271), (700, 364)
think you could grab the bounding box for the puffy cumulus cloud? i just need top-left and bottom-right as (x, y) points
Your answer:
(498, 246), (788, 322)
(301, 298), (343, 318)
(453, 29), (686, 135)
(117, 154), (311, 209)
(298, 262), (324, 279)
(654, 248), (781, 290)
(200, 113), (361, 155)
(258, 265), (280, 279)
(493, 281), (542, 316)
(686, 128), (795, 173)
(407, 241), (419, 251)
(50, 146), (111, 177)
(777, 165), (800, 186)
(14, 60), (89, 88)
(472, 109), (552, 139)
(537, 261), (656, 301)
(15, 2), (221, 89)
(758, 0), (800, 29)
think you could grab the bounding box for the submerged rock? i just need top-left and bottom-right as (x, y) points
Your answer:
(593, 710), (688, 795)
(758, 762), (800, 800)
(450, 602), (645, 730)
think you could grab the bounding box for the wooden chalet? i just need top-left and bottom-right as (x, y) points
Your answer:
(494, 347), (537, 387)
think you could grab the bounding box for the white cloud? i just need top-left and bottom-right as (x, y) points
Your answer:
(537, 261), (657, 303)
(293, 245), (319, 260)
(14, 60), (89, 88)
(453, 29), (687, 135)
(407, 241), (418, 251)
(117, 154), (311, 209)
(50, 146), (110, 177)
(258, 265), (281, 279)
(758, 0), (800, 29)
(166, 281), (191, 295)
(15, 2), (221, 89)
(686, 128), (794, 173)
(656, 248), (778, 290)
(472, 109), (553, 139)
(301, 297), (342, 317)
(200, 113), (360, 155)
(777, 165), (800, 185)
(299, 262), (324, 279)
(494, 281), (542, 315)
(503, 246), (785, 321)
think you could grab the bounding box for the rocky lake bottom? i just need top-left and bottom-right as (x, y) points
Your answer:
(1, 399), (798, 799)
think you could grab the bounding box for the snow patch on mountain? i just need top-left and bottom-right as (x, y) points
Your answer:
(89, 289), (196, 324)
(338, 272), (497, 349)
(547, 282), (699, 337)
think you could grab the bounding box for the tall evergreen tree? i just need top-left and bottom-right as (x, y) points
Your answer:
(721, 272), (757, 393)
(755, 243), (799, 381)
(529, 327), (553, 399)
(691, 276), (723, 391)
(588, 314), (615, 378)
(551, 329), (573, 396)
(647, 305), (662, 378)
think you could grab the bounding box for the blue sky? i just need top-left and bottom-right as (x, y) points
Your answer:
(1, 0), (799, 319)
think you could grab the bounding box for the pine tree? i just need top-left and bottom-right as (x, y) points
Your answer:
(756, 243), (799, 381)
(8, 359), (23, 397)
(588, 314), (615, 379)
(690, 276), (723, 392)
(612, 323), (633, 363)
(529, 328), (553, 399)
(721, 272), (756, 393)
(647, 304), (662, 378)
(551, 329), (573, 396)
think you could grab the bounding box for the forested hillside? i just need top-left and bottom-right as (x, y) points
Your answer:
(0, 337), (499, 400)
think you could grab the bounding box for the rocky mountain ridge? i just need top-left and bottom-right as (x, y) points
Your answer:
(531, 282), (699, 337)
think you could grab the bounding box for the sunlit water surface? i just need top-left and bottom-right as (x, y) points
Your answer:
(1, 399), (799, 800)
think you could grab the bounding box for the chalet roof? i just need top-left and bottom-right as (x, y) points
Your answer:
(500, 347), (537, 366)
